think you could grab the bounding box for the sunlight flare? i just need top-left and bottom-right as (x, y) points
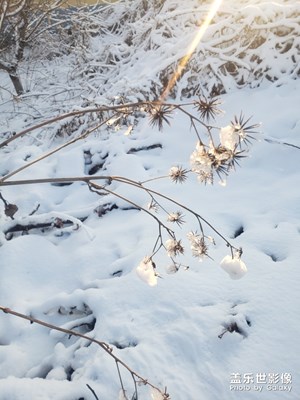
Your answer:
(159, 0), (223, 101)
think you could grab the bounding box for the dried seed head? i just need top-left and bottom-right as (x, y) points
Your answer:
(167, 211), (185, 226)
(187, 231), (209, 260)
(194, 96), (223, 122)
(169, 166), (188, 184)
(165, 238), (184, 257)
(148, 104), (173, 131)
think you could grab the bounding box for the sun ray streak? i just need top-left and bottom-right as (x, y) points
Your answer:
(159, 0), (223, 102)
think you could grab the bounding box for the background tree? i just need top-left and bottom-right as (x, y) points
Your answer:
(0, 0), (67, 95)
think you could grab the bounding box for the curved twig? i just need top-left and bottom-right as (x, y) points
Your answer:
(0, 173), (237, 251)
(0, 305), (168, 398)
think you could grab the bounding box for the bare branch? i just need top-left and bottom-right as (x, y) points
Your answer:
(0, 305), (168, 397)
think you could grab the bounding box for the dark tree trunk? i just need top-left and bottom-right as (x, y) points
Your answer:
(8, 69), (24, 96)
(0, 61), (24, 96)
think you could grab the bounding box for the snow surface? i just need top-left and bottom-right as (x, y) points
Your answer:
(1, 1), (300, 400)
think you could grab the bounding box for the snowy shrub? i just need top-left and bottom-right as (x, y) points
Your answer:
(84, 0), (300, 99)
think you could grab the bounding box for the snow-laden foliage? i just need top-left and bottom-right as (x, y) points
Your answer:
(1, 0), (299, 143)
(85, 0), (300, 99)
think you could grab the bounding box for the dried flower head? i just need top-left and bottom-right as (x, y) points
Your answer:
(230, 113), (260, 146)
(169, 166), (188, 184)
(194, 96), (223, 122)
(187, 231), (209, 260)
(190, 140), (248, 184)
(165, 238), (184, 257)
(197, 167), (214, 185)
(148, 104), (173, 131)
(190, 143), (214, 184)
(167, 211), (185, 226)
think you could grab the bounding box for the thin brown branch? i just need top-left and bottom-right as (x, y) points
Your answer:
(112, 176), (238, 252)
(0, 175), (110, 186)
(88, 181), (175, 238)
(0, 305), (110, 349)
(0, 117), (112, 182)
(0, 102), (143, 149)
(0, 305), (167, 397)
(264, 137), (300, 150)
(0, 173), (236, 251)
(86, 384), (100, 400)
(0, 100), (206, 149)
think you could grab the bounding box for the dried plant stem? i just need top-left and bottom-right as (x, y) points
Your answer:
(88, 181), (175, 239)
(0, 176), (110, 186)
(113, 176), (238, 251)
(0, 100), (209, 149)
(0, 117), (115, 183)
(0, 305), (167, 397)
(264, 137), (300, 150)
(0, 173), (237, 251)
(86, 384), (100, 400)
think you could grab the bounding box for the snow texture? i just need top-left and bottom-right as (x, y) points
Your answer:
(0, 0), (300, 399)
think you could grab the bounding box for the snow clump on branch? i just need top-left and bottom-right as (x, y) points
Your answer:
(136, 257), (158, 286)
(220, 253), (248, 280)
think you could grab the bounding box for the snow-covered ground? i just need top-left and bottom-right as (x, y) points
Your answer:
(1, 1), (300, 399)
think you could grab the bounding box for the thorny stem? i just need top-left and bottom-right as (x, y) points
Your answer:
(0, 176), (111, 186)
(148, 191), (169, 216)
(0, 306), (167, 397)
(0, 306), (110, 348)
(190, 119), (202, 143)
(172, 103), (211, 130)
